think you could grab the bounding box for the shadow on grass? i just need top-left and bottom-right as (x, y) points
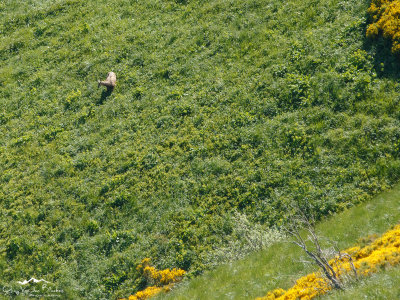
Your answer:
(97, 88), (113, 105)
(364, 37), (400, 80)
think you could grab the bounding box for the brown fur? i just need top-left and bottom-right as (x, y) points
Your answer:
(98, 72), (116, 91)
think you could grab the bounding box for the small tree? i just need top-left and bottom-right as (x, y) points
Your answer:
(284, 202), (357, 290)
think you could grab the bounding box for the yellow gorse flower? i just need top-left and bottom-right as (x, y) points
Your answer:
(143, 266), (186, 285)
(257, 224), (400, 300)
(128, 286), (163, 300)
(121, 258), (186, 300)
(366, 0), (400, 54)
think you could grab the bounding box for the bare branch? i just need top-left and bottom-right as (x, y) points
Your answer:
(284, 202), (346, 290)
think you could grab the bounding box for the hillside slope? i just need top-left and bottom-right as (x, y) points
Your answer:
(158, 182), (400, 300)
(1, 0), (400, 298)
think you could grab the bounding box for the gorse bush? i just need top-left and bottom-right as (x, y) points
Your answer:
(1, 0), (400, 298)
(120, 258), (185, 300)
(139, 258), (185, 286)
(367, 0), (400, 54)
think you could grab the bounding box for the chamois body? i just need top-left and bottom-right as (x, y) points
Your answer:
(98, 72), (117, 91)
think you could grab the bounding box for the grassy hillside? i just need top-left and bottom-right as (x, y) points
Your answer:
(157, 182), (400, 299)
(1, 0), (400, 298)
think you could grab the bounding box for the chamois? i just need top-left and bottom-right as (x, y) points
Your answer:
(98, 72), (116, 92)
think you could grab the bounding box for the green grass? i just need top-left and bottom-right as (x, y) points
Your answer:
(2, 0), (400, 298)
(158, 183), (400, 299)
(324, 267), (400, 300)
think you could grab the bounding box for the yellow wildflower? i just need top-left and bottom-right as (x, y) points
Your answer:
(122, 258), (186, 300)
(367, 0), (400, 54)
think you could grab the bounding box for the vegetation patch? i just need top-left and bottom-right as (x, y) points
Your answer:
(1, 0), (400, 298)
(159, 183), (400, 299)
(121, 258), (185, 300)
(257, 224), (400, 299)
(367, 0), (400, 54)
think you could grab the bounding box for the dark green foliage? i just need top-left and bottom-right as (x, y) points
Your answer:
(1, 0), (400, 298)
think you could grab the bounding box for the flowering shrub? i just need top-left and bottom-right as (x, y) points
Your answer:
(139, 259), (186, 286)
(257, 224), (400, 300)
(259, 273), (330, 300)
(366, 0), (400, 54)
(127, 286), (164, 300)
(121, 258), (185, 300)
